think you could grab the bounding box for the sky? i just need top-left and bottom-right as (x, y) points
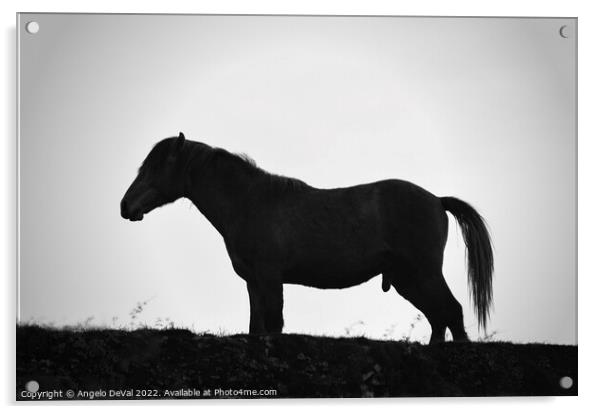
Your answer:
(18, 14), (576, 344)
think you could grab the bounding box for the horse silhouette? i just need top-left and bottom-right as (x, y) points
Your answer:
(120, 133), (494, 344)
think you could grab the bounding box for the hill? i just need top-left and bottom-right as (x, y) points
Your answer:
(16, 325), (577, 400)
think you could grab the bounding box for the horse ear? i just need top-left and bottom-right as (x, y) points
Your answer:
(167, 132), (186, 162)
(175, 132), (185, 150)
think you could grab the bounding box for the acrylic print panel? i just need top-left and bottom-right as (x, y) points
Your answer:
(17, 14), (577, 399)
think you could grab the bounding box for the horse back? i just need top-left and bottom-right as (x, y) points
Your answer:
(228, 179), (447, 283)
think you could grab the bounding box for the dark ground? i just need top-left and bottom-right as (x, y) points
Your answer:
(16, 325), (577, 400)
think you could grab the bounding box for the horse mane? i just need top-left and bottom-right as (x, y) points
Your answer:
(139, 137), (309, 194)
(211, 147), (310, 193)
(235, 152), (257, 167)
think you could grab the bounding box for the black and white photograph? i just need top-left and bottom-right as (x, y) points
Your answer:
(16, 13), (577, 400)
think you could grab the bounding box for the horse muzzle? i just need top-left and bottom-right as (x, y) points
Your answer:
(120, 198), (145, 221)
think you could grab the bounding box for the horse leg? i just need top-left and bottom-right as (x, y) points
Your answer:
(390, 274), (444, 344)
(418, 272), (469, 342)
(263, 281), (284, 333)
(443, 283), (469, 343)
(246, 276), (284, 334)
(246, 282), (266, 334)
(390, 271), (466, 344)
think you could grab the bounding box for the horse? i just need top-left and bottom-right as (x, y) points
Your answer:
(120, 133), (494, 344)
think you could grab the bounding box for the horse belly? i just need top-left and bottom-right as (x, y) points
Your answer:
(276, 186), (392, 288)
(282, 246), (388, 289)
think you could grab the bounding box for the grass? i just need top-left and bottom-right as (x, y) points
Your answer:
(16, 301), (575, 399)
(16, 323), (577, 400)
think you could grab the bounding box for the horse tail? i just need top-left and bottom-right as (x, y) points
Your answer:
(440, 196), (494, 331)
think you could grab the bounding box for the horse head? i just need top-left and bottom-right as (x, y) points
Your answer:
(120, 132), (189, 221)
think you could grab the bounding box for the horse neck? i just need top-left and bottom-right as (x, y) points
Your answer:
(185, 148), (258, 236)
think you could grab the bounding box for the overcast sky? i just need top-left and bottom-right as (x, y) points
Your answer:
(19, 14), (576, 344)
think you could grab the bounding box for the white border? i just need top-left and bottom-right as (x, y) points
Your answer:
(3, 0), (601, 412)
(15, 13), (20, 323)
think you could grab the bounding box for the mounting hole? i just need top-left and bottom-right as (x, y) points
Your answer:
(25, 21), (40, 34)
(559, 376), (573, 389)
(25, 380), (39, 392)
(559, 25), (571, 39)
